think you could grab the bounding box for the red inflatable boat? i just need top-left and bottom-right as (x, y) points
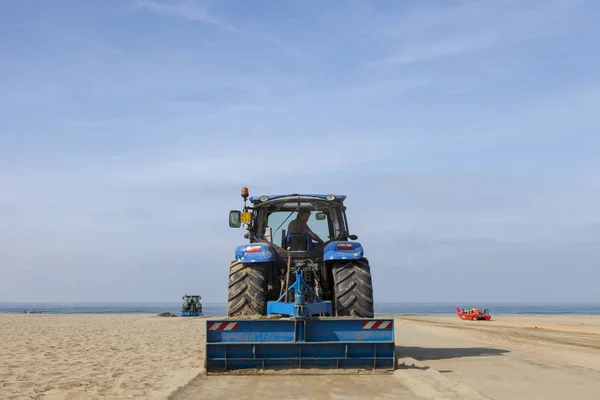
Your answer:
(456, 307), (491, 321)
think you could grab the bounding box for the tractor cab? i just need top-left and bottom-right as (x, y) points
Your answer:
(228, 190), (357, 252)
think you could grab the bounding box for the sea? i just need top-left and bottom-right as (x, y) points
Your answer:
(2, 302), (600, 316)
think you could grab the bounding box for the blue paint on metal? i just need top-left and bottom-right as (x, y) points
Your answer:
(266, 269), (333, 318)
(234, 243), (276, 263)
(323, 241), (364, 261)
(181, 311), (203, 317)
(205, 318), (395, 371)
(267, 298), (334, 317)
(248, 194), (347, 203)
(267, 270), (333, 318)
(205, 270), (394, 371)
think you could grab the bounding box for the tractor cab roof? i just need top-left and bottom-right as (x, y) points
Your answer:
(249, 193), (346, 205)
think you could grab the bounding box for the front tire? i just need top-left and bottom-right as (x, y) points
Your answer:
(227, 260), (266, 317)
(332, 258), (374, 318)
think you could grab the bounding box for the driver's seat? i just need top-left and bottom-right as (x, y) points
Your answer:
(285, 231), (314, 251)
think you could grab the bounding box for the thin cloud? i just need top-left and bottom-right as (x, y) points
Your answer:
(131, 0), (241, 32)
(114, 140), (402, 186)
(369, 0), (580, 67)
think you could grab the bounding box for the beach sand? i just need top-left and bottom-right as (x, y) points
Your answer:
(1, 313), (599, 399)
(0, 314), (202, 400)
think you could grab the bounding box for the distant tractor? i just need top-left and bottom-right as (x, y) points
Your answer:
(181, 295), (203, 317)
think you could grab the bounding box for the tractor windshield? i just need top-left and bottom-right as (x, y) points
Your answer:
(270, 210), (329, 240)
(254, 200), (345, 245)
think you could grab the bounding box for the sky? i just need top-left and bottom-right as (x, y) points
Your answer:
(1, 0), (599, 303)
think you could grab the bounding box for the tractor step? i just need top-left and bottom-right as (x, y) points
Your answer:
(204, 318), (395, 373)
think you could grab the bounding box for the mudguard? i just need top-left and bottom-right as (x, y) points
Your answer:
(323, 241), (364, 261)
(234, 243), (277, 263)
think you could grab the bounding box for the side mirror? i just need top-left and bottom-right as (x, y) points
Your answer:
(229, 210), (241, 228)
(315, 212), (326, 221)
(348, 234), (358, 240)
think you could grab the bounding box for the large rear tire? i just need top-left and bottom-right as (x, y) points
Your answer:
(227, 260), (266, 317)
(332, 258), (374, 318)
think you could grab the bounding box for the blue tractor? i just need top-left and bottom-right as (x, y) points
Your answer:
(181, 294), (203, 317)
(203, 188), (394, 373)
(227, 188), (374, 318)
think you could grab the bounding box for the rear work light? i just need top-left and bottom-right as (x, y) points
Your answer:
(245, 245), (262, 253)
(337, 243), (353, 250)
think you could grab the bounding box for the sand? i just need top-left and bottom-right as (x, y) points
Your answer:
(394, 315), (600, 400)
(0, 314), (203, 400)
(1, 313), (599, 399)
